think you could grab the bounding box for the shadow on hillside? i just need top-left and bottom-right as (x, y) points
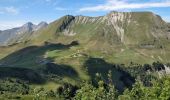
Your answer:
(44, 62), (78, 78)
(0, 62), (79, 84)
(0, 41), (79, 84)
(84, 57), (135, 92)
(0, 41), (79, 65)
(0, 67), (45, 84)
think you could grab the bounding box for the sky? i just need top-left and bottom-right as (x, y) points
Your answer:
(0, 0), (170, 30)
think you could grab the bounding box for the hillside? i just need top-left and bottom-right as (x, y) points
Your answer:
(0, 11), (170, 99)
(1, 11), (170, 64)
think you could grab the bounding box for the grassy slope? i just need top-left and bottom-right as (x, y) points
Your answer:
(0, 12), (170, 99)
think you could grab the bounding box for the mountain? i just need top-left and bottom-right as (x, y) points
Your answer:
(1, 11), (169, 48)
(29, 12), (170, 51)
(0, 22), (48, 46)
(1, 11), (170, 64)
(0, 11), (170, 99)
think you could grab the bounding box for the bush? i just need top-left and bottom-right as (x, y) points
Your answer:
(152, 61), (165, 71)
(57, 83), (78, 99)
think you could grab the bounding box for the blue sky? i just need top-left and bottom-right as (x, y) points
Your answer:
(0, 0), (170, 30)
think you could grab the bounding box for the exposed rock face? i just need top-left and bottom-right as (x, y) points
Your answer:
(106, 12), (132, 43)
(165, 65), (170, 74)
(0, 22), (48, 46)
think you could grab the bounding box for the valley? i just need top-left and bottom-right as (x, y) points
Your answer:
(0, 11), (170, 99)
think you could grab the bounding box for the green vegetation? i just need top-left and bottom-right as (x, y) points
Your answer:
(0, 40), (170, 99)
(0, 59), (169, 99)
(0, 11), (170, 99)
(74, 75), (170, 100)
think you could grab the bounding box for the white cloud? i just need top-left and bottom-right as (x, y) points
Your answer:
(79, 0), (170, 12)
(0, 20), (49, 30)
(0, 6), (19, 15)
(0, 21), (23, 30)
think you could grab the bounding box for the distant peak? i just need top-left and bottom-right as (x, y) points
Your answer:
(33, 21), (48, 31)
(38, 21), (48, 26)
(24, 22), (33, 25)
(22, 22), (34, 28)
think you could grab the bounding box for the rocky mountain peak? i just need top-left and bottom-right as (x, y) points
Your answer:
(34, 21), (48, 31)
(21, 22), (35, 32)
(0, 21), (48, 46)
(23, 22), (34, 28)
(38, 21), (48, 26)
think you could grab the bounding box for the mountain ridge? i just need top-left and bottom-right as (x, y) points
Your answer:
(1, 11), (169, 46)
(0, 21), (48, 46)
(0, 11), (170, 64)
(33, 11), (169, 45)
(0, 11), (170, 99)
